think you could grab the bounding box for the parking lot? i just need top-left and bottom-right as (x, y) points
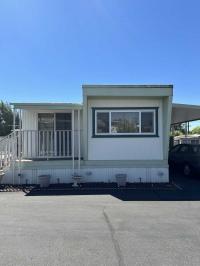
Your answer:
(1, 172), (200, 266)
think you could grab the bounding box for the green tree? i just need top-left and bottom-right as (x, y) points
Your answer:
(191, 126), (200, 135)
(0, 101), (14, 136)
(171, 123), (186, 136)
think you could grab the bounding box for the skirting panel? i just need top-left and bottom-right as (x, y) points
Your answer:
(2, 167), (169, 184)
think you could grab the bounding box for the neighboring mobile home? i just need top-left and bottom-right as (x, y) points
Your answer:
(0, 84), (174, 184)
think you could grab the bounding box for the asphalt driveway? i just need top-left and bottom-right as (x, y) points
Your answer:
(1, 172), (200, 266)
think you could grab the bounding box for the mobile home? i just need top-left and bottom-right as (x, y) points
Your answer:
(0, 84), (174, 184)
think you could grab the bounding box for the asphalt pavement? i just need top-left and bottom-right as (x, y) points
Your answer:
(0, 172), (200, 266)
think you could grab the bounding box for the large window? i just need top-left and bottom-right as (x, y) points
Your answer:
(93, 108), (158, 137)
(111, 112), (139, 133)
(38, 113), (54, 130)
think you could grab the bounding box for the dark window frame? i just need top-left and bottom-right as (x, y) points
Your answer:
(92, 107), (159, 138)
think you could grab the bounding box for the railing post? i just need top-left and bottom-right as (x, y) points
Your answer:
(63, 131), (66, 157)
(47, 131), (49, 160)
(67, 131), (69, 157)
(0, 151), (2, 169)
(78, 109), (81, 173)
(72, 110), (75, 175)
(59, 131), (61, 157)
(12, 108), (16, 185)
(18, 109), (22, 183)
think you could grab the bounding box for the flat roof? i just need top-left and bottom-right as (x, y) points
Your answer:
(82, 84), (173, 88)
(11, 103), (83, 110)
(173, 103), (200, 109)
(172, 103), (200, 124)
(83, 84), (173, 97)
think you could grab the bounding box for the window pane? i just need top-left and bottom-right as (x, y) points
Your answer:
(141, 112), (154, 133)
(191, 140), (199, 145)
(192, 145), (200, 153)
(111, 112), (139, 133)
(96, 112), (109, 133)
(170, 145), (180, 153)
(179, 145), (189, 153)
(56, 113), (71, 130)
(38, 114), (54, 130)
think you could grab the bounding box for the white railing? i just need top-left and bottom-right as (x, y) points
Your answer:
(0, 131), (16, 170)
(173, 136), (200, 146)
(0, 129), (80, 166)
(21, 130), (73, 158)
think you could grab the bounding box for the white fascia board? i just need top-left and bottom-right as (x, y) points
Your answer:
(83, 85), (173, 98)
(11, 103), (83, 110)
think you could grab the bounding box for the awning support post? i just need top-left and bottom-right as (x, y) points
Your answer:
(18, 109), (22, 184)
(12, 108), (16, 185)
(72, 109), (75, 176)
(78, 109), (81, 174)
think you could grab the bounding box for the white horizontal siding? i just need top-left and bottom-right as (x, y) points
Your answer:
(87, 98), (163, 160)
(22, 110), (37, 130)
(21, 109), (83, 158)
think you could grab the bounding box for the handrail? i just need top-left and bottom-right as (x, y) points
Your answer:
(0, 131), (14, 144)
(0, 131), (16, 170)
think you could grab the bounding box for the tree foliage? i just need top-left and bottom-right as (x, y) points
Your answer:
(171, 123), (187, 136)
(191, 126), (200, 135)
(0, 101), (13, 136)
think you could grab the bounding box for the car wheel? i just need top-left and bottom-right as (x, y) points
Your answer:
(183, 164), (191, 177)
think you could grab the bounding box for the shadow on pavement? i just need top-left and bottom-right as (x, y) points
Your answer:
(2, 170), (200, 201)
(24, 186), (200, 201)
(25, 171), (200, 201)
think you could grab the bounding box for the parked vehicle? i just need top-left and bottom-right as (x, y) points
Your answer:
(169, 144), (200, 176)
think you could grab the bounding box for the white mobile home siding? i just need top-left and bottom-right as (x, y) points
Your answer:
(87, 97), (163, 161)
(3, 85), (172, 184)
(21, 108), (83, 158)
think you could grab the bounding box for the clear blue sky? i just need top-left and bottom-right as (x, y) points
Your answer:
(0, 0), (200, 104)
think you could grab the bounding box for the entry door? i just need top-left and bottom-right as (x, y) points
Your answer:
(56, 113), (72, 156)
(38, 113), (55, 157)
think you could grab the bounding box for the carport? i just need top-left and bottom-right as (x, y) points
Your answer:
(171, 103), (200, 135)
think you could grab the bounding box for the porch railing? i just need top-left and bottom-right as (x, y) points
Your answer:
(0, 130), (80, 165)
(21, 130), (74, 159)
(0, 131), (16, 169)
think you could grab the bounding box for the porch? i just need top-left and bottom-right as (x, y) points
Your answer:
(0, 104), (83, 178)
(16, 129), (81, 159)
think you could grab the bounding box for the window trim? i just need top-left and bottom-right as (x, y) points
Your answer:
(92, 107), (159, 138)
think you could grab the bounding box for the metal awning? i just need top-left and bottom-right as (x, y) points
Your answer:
(10, 102), (83, 110)
(172, 103), (200, 124)
(10, 101), (200, 124)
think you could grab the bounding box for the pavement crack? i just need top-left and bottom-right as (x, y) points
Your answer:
(103, 208), (125, 266)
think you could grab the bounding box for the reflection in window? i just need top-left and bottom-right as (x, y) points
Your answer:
(179, 145), (189, 153)
(56, 113), (71, 130)
(38, 114), (54, 130)
(94, 108), (157, 136)
(97, 112), (109, 133)
(141, 112), (154, 133)
(111, 112), (139, 133)
(192, 145), (200, 153)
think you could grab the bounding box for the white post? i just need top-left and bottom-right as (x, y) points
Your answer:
(72, 109), (75, 175)
(12, 108), (16, 185)
(78, 109), (81, 173)
(13, 108), (15, 132)
(18, 109), (22, 184)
